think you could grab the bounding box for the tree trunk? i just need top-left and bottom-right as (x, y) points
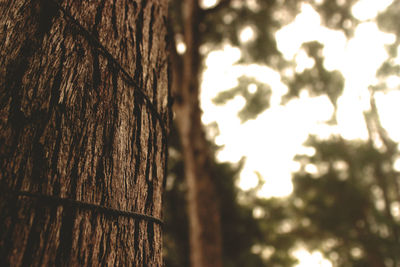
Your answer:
(0, 0), (169, 266)
(171, 0), (223, 266)
(364, 94), (399, 266)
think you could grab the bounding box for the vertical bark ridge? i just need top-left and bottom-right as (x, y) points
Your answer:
(92, 0), (106, 37)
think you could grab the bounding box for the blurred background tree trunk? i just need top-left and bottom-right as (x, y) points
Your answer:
(170, 0), (223, 266)
(0, 0), (169, 265)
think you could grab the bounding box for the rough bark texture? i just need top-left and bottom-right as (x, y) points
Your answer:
(0, 0), (169, 266)
(171, 0), (223, 266)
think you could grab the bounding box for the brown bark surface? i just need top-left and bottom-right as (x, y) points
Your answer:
(0, 0), (169, 266)
(171, 0), (223, 266)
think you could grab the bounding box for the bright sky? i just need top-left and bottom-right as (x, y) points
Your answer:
(201, 0), (397, 196)
(200, 0), (397, 265)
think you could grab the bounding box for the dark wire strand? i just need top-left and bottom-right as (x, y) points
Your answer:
(2, 187), (163, 225)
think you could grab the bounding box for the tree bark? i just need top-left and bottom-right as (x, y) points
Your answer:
(171, 0), (223, 266)
(0, 0), (169, 266)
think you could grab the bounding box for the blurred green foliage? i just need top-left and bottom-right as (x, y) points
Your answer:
(282, 41), (345, 106)
(288, 136), (400, 266)
(213, 76), (272, 122)
(165, 0), (400, 266)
